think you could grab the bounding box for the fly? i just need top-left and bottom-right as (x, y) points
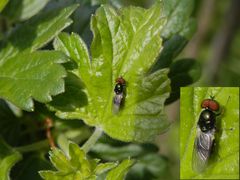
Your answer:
(192, 96), (220, 173)
(113, 77), (126, 114)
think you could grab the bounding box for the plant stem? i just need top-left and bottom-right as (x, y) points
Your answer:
(15, 140), (49, 153)
(82, 127), (103, 153)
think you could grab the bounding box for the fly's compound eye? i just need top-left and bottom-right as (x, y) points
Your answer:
(201, 99), (219, 111)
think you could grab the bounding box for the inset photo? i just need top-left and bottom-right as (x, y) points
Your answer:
(180, 87), (239, 179)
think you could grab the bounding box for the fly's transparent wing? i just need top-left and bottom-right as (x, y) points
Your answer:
(192, 127), (215, 173)
(112, 93), (123, 114)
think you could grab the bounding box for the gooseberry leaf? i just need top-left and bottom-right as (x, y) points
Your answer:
(127, 153), (169, 180)
(0, 0), (8, 12)
(106, 159), (134, 180)
(90, 143), (148, 161)
(12, 154), (52, 180)
(90, 142), (158, 161)
(0, 51), (69, 111)
(2, 0), (50, 21)
(149, 35), (188, 71)
(162, 0), (196, 39)
(51, 2), (171, 142)
(0, 4), (78, 62)
(39, 142), (118, 179)
(0, 137), (22, 180)
(180, 87), (239, 179)
(166, 59), (202, 104)
(49, 72), (88, 111)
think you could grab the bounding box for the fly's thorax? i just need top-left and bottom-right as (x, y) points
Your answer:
(114, 83), (124, 95)
(198, 109), (216, 132)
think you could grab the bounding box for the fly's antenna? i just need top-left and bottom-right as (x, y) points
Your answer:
(207, 88), (223, 100)
(219, 96), (230, 114)
(207, 89), (215, 100)
(210, 95), (215, 100)
(223, 96), (233, 131)
(224, 96), (231, 106)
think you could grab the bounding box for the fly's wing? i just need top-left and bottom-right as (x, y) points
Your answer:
(112, 93), (123, 114)
(192, 127), (215, 173)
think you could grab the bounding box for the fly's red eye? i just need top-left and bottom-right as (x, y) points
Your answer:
(116, 77), (126, 85)
(201, 99), (210, 109)
(208, 100), (219, 111)
(201, 99), (219, 111)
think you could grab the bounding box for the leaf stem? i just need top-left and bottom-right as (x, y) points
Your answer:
(15, 140), (49, 153)
(82, 127), (103, 153)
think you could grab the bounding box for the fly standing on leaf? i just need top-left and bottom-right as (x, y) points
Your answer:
(192, 95), (231, 173)
(113, 77), (126, 114)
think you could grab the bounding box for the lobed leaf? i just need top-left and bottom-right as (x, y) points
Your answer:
(39, 142), (120, 179)
(90, 142), (159, 161)
(51, 2), (171, 142)
(0, 51), (69, 111)
(11, 154), (52, 180)
(126, 153), (169, 180)
(166, 59), (201, 104)
(2, 0), (50, 21)
(162, 0), (196, 39)
(49, 72), (88, 111)
(0, 4), (78, 62)
(90, 143), (145, 161)
(106, 159), (134, 180)
(149, 35), (188, 71)
(94, 162), (118, 175)
(0, 137), (22, 180)
(180, 87), (239, 179)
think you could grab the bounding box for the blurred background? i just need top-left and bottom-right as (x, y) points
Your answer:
(0, 0), (239, 179)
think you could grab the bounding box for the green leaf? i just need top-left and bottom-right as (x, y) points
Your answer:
(0, 0), (8, 12)
(126, 153), (169, 180)
(53, 32), (91, 84)
(91, 143), (143, 161)
(162, 0), (196, 39)
(0, 4), (78, 62)
(166, 59), (202, 104)
(0, 99), (21, 146)
(49, 72), (88, 111)
(0, 137), (22, 180)
(180, 87), (239, 179)
(11, 154), (52, 180)
(39, 142), (117, 179)
(2, 0), (50, 21)
(90, 142), (158, 161)
(149, 35), (188, 71)
(106, 159), (134, 180)
(95, 162), (118, 175)
(52, 2), (171, 142)
(0, 51), (69, 111)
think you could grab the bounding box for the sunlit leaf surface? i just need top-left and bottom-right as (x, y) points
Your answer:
(51, 2), (171, 142)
